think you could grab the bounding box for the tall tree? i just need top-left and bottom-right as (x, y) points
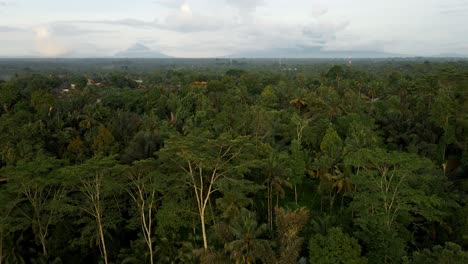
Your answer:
(126, 161), (160, 264)
(61, 157), (120, 264)
(346, 148), (447, 263)
(2, 156), (65, 258)
(159, 133), (253, 250)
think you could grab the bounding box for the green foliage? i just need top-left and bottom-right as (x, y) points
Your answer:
(30, 90), (56, 116)
(0, 82), (20, 113)
(92, 126), (115, 155)
(224, 208), (272, 264)
(260, 85), (279, 108)
(289, 139), (306, 186)
(0, 61), (467, 262)
(274, 207), (310, 263)
(408, 242), (468, 264)
(309, 227), (367, 264)
(346, 148), (448, 263)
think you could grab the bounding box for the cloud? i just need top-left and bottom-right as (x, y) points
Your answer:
(323, 37), (390, 52)
(68, 18), (159, 29)
(162, 4), (225, 32)
(302, 20), (349, 45)
(34, 26), (68, 57)
(439, 8), (468, 15)
(64, 42), (115, 57)
(153, 0), (185, 8)
(0, 25), (26, 32)
(226, 0), (264, 11)
(50, 23), (115, 36)
(68, 4), (225, 33)
(0, 1), (7, 7)
(439, 1), (468, 14)
(310, 3), (328, 17)
(225, 0), (264, 22)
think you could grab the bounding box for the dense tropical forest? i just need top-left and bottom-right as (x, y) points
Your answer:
(0, 59), (467, 263)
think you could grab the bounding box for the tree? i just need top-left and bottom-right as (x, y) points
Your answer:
(67, 136), (87, 161)
(158, 133), (253, 250)
(309, 227), (367, 264)
(408, 242), (468, 264)
(121, 130), (160, 163)
(260, 85), (279, 108)
(30, 90), (56, 117)
(313, 126), (344, 211)
(81, 172), (110, 264)
(2, 156), (65, 258)
(325, 65), (344, 89)
(290, 113), (310, 203)
(289, 139), (306, 204)
(92, 126), (115, 155)
(126, 162), (161, 264)
(225, 208), (272, 264)
(430, 86), (456, 167)
(273, 207), (309, 264)
(0, 190), (17, 264)
(346, 148), (446, 263)
(61, 157), (120, 264)
(261, 150), (292, 230)
(0, 82), (20, 113)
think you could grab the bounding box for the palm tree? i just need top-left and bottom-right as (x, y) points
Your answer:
(262, 151), (292, 229)
(225, 209), (273, 264)
(274, 207), (310, 264)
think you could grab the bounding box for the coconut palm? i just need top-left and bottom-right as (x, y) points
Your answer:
(225, 208), (272, 264)
(262, 151), (292, 229)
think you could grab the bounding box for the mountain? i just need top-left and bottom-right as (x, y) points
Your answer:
(115, 43), (171, 58)
(226, 46), (403, 58)
(433, 53), (468, 58)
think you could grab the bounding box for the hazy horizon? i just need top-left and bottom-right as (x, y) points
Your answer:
(1, 0), (467, 58)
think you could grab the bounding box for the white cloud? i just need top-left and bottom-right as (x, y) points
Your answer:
(0, 0), (467, 57)
(180, 3), (191, 14)
(153, 0), (185, 9)
(66, 4), (226, 33)
(225, 0), (264, 11)
(34, 26), (68, 56)
(225, 0), (264, 22)
(162, 5), (225, 32)
(302, 20), (349, 43)
(0, 25), (25, 32)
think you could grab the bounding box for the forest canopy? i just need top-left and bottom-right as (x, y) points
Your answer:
(0, 58), (467, 264)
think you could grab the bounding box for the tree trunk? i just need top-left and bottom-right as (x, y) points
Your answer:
(41, 236), (47, 257)
(200, 211), (208, 250)
(294, 185), (298, 205)
(98, 217), (109, 264)
(320, 196), (323, 213)
(329, 190), (337, 213)
(144, 205), (154, 264)
(149, 247), (154, 264)
(0, 237), (3, 264)
(148, 240), (154, 264)
(276, 193), (279, 208)
(267, 182), (273, 230)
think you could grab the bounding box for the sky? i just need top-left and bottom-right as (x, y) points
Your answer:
(0, 0), (467, 57)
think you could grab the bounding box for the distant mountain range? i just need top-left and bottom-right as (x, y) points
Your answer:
(433, 53), (468, 58)
(226, 46), (404, 58)
(114, 43), (172, 58)
(1, 43), (466, 59)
